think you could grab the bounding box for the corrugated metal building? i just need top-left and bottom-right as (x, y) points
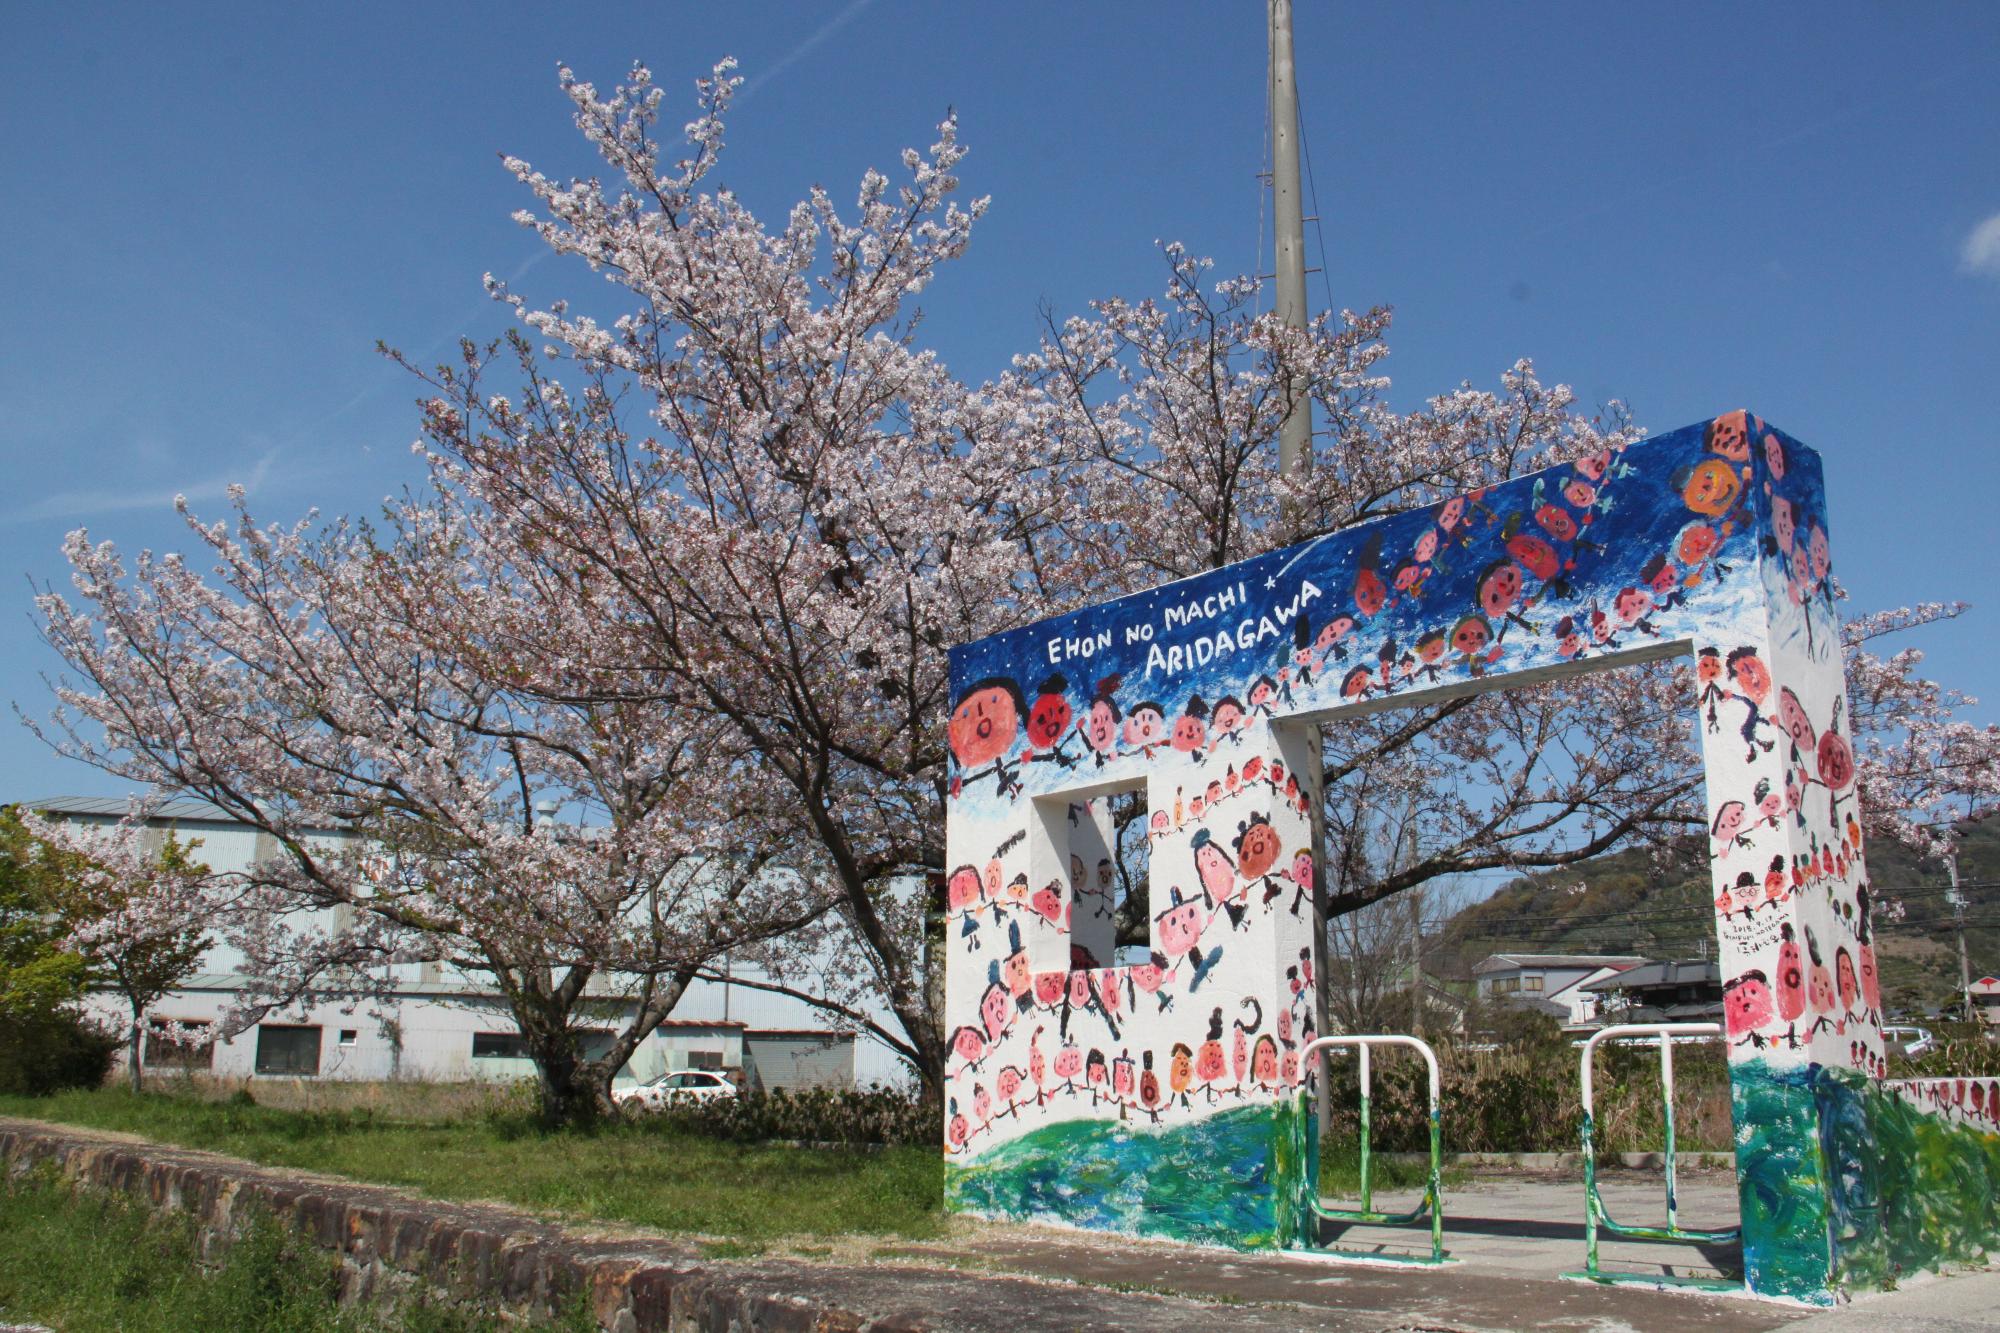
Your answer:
(31, 795), (897, 1091)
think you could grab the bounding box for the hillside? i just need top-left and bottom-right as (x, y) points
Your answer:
(1432, 818), (2000, 1015)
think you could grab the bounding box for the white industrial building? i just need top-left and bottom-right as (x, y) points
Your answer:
(31, 795), (912, 1091)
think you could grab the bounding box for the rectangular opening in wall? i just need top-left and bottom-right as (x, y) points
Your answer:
(253, 1024), (322, 1076)
(1029, 782), (1149, 971)
(471, 1031), (531, 1060)
(337, 1029), (358, 1046)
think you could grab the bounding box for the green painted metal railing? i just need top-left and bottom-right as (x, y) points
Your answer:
(1566, 1022), (1740, 1291)
(1299, 1034), (1447, 1265)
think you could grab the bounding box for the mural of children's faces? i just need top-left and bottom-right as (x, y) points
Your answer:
(1170, 699), (1209, 754)
(1725, 969), (1774, 1037)
(1682, 458), (1742, 517)
(1155, 891), (1206, 959)
(1123, 702), (1167, 750)
(1450, 615), (1492, 656)
(1192, 833), (1235, 903)
(1777, 686), (1815, 753)
(1289, 850), (1313, 889)
(1563, 479), (1597, 509)
(1413, 528), (1439, 563)
(949, 865), (983, 912)
(1439, 495), (1467, 530)
(1696, 648), (1723, 688)
(1836, 948), (1859, 1015)
(1614, 586), (1654, 627)
(1772, 496), (1797, 552)
(1315, 616), (1354, 654)
(1678, 522), (1719, 566)
(1026, 676), (1072, 750)
(1706, 409), (1751, 462)
(1712, 800), (1748, 848)
(950, 678), (1024, 770)
(981, 983), (1013, 1040)
(1818, 731), (1855, 791)
(1536, 504), (1578, 541)
(1764, 432), (1787, 479)
(1573, 449), (1612, 482)
(1729, 649), (1772, 705)
(1353, 566), (1388, 618)
(1252, 1034), (1281, 1085)
(1477, 560), (1524, 617)
(1507, 533), (1559, 581)
(1808, 526), (1830, 582)
(1235, 816), (1283, 880)
(1084, 697), (1120, 755)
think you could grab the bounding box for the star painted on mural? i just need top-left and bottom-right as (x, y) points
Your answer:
(1264, 576), (1277, 589)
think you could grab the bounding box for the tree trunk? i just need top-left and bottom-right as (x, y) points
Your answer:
(527, 1033), (603, 1129)
(127, 1008), (145, 1094)
(916, 873), (948, 1112)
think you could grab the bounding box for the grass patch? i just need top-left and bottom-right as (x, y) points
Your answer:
(0, 1086), (947, 1245)
(1316, 1136), (1468, 1197)
(0, 1164), (587, 1332)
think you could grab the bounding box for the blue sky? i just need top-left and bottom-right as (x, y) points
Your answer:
(2, 1), (1995, 800)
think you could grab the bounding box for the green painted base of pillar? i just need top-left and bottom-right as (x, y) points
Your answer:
(945, 1097), (1316, 1251)
(1731, 1060), (2000, 1303)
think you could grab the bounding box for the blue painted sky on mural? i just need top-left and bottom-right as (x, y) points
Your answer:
(1, 1), (1995, 798)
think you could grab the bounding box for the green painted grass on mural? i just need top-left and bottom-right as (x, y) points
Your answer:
(945, 1100), (1314, 1250)
(1730, 1059), (2000, 1304)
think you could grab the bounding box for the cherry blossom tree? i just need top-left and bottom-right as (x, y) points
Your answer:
(34, 488), (823, 1125)
(393, 61), (1079, 1099)
(22, 807), (214, 1092)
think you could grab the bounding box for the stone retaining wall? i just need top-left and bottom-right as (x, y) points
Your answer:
(0, 1117), (895, 1331)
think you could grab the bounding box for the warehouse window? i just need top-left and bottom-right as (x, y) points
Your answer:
(685, 1050), (724, 1070)
(471, 1031), (531, 1060)
(145, 1018), (214, 1072)
(253, 1025), (322, 1076)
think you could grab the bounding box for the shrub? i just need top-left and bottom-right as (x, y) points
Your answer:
(637, 1085), (933, 1146)
(1894, 1022), (2000, 1079)
(1316, 1033), (1732, 1155)
(0, 1007), (118, 1096)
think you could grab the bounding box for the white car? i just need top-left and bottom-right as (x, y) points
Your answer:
(1882, 1024), (1936, 1058)
(612, 1069), (739, 1111)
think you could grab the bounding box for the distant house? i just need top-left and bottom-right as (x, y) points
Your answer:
(1972, 976), (2000, 1026)
(1472, 953), (1649, 1027)
(1579, 959), (1723, 1025)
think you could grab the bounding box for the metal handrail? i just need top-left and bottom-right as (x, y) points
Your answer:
(1571, 1022), (1739, 1288)
(1298, 1034), (1446, 1264)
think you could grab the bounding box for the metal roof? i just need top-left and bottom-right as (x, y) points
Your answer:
(19, 794), (242, 823)
(1579, 959), (1720, 992)
(1473, 953), (1649, 975)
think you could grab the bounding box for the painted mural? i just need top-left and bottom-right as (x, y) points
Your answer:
(943, 411), (1999, 1297)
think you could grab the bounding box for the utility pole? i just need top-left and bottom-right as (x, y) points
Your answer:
(1949, 852), (1973, 1021)
(1400, 811), (1423, 1039)
(1269, 0), (1312, 511)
